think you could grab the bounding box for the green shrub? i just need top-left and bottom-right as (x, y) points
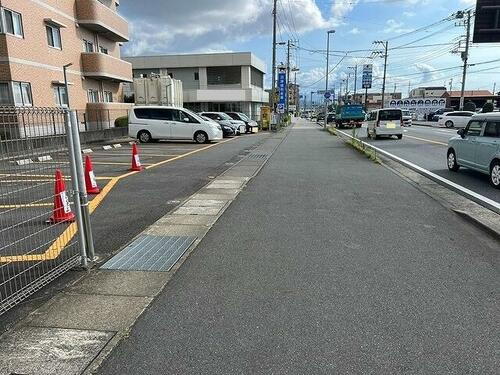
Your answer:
(114, 116), (128, 128)
(482, 102), (494, 113)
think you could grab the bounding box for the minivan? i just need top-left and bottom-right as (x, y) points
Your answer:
(129, 106), (223, 144)
(366, 108), (403, 139)
(447, 112), (500, 188)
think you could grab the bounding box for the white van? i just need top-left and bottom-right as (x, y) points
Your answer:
(128, 106), (223, 144)
(366, 108), (403, 139)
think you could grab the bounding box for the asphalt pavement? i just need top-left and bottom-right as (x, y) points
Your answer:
(97, 119), (500, 374)
(357, 124), (500, 202)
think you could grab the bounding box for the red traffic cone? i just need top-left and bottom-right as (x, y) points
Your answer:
(84, 155), (100, 195)
(50, 169), (75, 223)
(130, 143), (144, 171)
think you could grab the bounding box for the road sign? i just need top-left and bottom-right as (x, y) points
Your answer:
(324, 92), (331, 99)
(473, 0), (500, 43)
(362, 64), (373, 89)
(278, 71), (287, 113)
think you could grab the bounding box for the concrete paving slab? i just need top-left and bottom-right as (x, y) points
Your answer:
(0, 327), (113, 375)
(190, 194), (234, 201)
(145, 224), (208, 237)
(68, 270), (167, 297)
(183, 199), (226, 208)
(207, 181), (244, 189)
(215, 176), (250, 182)
(28, 294), (151, 331)
(196, 188), (240, 197)
(155, 214), (218, 226)
(174, 206), (223, 216)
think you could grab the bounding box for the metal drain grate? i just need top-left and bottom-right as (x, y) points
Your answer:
(248, 153), (268, 160)
(101, 235), (196, 272)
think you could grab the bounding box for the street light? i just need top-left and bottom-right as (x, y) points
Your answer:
(292, 67), (300, 114)
(348, 65), (358, 103)
(324, 29), (335, 129)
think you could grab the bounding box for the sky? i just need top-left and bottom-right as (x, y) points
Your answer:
(119, 0), (500, 100)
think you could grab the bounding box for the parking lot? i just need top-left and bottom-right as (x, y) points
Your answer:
(0, 132), (268, 319)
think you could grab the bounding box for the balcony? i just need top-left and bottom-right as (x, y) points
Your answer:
(81, 53), (133, 82)
(76, 0), (129, 42)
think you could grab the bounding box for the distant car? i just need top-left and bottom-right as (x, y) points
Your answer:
(401, 110), (412, 127)
(225, 112), (258, 133)
(366, 108), (403, 139)
(129, 106), (223, 144)
(429, 107), (454, 121)
(447, 112), (500, 188)
(437, 111), (475, 128)
(201, 115), (234, 137)
(316, 113), (325, 123)
(327, 113), (336, 124)
(199, 112), (245, 135)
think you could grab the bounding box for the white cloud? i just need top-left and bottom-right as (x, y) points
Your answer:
(121, 0), (333, 56)
(383, 19), (411, 34)
(403, 11), (415, 17)
(413, 63), (438, 83)
(349, 27), (361, 34)
(459, 0), (476, 5)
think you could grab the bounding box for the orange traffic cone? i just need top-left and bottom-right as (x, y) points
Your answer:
(50, 169), (75, 223)
(84, 155), (100, 195)
(130, 143), (144, 171)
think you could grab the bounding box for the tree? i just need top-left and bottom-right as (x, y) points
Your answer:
(482, 102), (494, 113)
(464, 101), (476, 112)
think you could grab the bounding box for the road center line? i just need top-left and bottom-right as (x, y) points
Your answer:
(405, 135), (448, 146)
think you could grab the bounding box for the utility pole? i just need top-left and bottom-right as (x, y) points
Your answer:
(310, 91), (313, 109)
(459, 10), (471, 110)
(286, 40), (291, 115)
(348, 66), (358, 103)
(345, 75), (350, 103)
(271, 0), (278, 116)
(393, 83), (397, 94)
(449, 78), (453, 92)
(374, 40), (389, 108)
(493, 82), (496, 95)
(338, 80), (343, 105)
(324, 30), (335, 129)
(408, 81), (411, 97)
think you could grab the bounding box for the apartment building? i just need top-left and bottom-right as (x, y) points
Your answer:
(0, 0), (132, 111)
(125, 52), (269, 120)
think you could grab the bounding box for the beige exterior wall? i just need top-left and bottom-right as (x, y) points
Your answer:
(0, 0), (131, 109)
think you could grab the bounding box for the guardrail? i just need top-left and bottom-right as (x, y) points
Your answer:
(333, 128), (500, 215)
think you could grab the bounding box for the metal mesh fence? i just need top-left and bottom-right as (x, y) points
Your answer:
(0, 106), (81, 314)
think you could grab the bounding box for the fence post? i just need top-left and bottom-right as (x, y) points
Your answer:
(108, 109), (111, 129)
(70, 110), (96, 262)
(64, 111), (88, 268)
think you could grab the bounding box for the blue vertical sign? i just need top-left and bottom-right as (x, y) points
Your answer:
(277, 70), (287, 113)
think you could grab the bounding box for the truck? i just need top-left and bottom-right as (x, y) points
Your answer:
(334, 104), (365, 128)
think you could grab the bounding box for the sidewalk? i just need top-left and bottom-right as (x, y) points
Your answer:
(97, 119), (499, 374)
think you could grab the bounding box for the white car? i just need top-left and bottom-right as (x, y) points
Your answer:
(366, 108), (403, 139)
(129, 106), (223, 144)
(437, 111), (475, 128)
(401, 110), (412, 127)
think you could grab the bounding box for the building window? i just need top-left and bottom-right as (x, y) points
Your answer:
(0, 82), (11, 104)
(46, 24), (62, 49)
(207, 66), (241, 86)
(53, 86), (68, 107)
(0, 8), (23, 37)
(11, 82), (32, 106)
(251, 67), (263, 88)
(99, 46), (108, 54)
(104, 91), (113, 103)
(87, 89), (99, 103)
(83, 39), (94, 52)
(194, 72), (199, 81)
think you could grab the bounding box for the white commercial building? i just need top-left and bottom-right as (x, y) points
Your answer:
(124, 52), (269, 120)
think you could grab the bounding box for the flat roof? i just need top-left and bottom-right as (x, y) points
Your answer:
(124, 52), (266, 74)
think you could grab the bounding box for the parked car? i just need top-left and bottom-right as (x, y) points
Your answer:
(201, 115), (234, 137)
(199, 112), (245, 135)
(366, 108), (403, 139)
(129, 106), (223, 144)
(447, 112), (500, 188)
(437, 111), (475, 128)
(429, 108), (454, 121)
(225, 112), (258, 133)
(401, 110), (412, 127)
(316, 113), (325, 123)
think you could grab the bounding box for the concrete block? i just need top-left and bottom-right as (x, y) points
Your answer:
(183, 199), (226, 208)
(68, 270), (167, 297)
(174, 206), (223, 216)
(156, 215), (218, 226)
(0, 327), (113, 375)
(145, 224), (208, 237)
(28, 294), (151, 331)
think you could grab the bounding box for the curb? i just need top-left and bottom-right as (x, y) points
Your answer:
(453, 209), (500, 241)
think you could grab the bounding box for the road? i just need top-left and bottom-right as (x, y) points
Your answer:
(97, 119), (500, 374)
(349, 123), (500, 202)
